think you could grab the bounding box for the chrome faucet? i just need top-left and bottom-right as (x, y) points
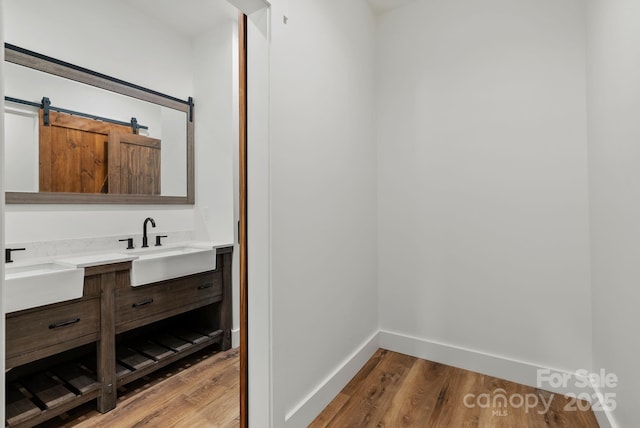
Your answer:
(142, 217), (156, 248)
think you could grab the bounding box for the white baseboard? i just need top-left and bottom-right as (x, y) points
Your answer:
(379, 329), (616, 427)
(284, 330), (380, 428)
(591, 382), (618, 428)
(281, 328), (617, 427)
(231, 328), (240, 349)
(380, 329), (577, 395)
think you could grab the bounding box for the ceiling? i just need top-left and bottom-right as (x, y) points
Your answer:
(122, 0), (418, 34)
(123, 0), (239, 38)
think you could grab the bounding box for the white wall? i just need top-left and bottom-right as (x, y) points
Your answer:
(4, 106), (38, 192)
(4, 0), (193, 97)
(193, 22), (236, 244)
(3, 0), (235, 250)
(192, 20), (239, 339)
(247, 8), (272, 425)
(2, 0), (196, 244)
(0, 2), (7, 422)
(587, 0), (640, 426)
(377, 0), (592, 377)
(267, 0), (378, 425)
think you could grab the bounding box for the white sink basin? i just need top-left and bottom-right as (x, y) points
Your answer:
(128, 243), (216, 287)
(4, 262), (85, 313)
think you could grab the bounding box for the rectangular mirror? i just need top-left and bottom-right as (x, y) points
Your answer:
(3, 44), (194, 204)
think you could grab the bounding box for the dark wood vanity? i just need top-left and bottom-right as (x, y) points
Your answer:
(4, 247), (233, 427)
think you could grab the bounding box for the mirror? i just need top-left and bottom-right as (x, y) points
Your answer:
(3, 44), (194, 204)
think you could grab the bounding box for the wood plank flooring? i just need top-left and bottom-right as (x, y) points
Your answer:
(36, 347), (239, 428)
(33, 347), (599, 427)
(310, 349), (600, 428)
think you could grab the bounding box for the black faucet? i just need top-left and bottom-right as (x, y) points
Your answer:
(142, 217), (156, 248)
(119, 238), (135, 250)
(5, 247), (26, 263)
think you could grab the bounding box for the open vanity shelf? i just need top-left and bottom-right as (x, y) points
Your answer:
(6, 355), (101, 427)
(4, 246), (233, 428)
(113, 307), (225, 388)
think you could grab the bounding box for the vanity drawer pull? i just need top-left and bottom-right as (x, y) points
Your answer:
(132, 298), (154, 308)
(197, 283), (214, 290)
(49, 318), (81, 329)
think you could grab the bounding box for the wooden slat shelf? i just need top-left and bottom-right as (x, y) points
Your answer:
(116, 330), (223, 388)
(21, 372), (76, 409)
(170, 328), (210, 345)
(10, 389), (100, 428)
(116, 362), (132, 378)
(5, 362), (101, 428)
(4, 332), (220, 428)
(131, 340), (175, 361)
(155, 333), (192, 352)
(116, 348), (155, 372)
(192, 325), (225, 339)
(51, 362), (101, 394)
(6, 383), (41, 427)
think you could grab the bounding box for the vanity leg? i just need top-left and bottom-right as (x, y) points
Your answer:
(97, 271), (117, 412)
(220, 251), (233, 351)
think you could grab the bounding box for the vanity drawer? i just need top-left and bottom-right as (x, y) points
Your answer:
(6, 298), (100, 368)
(169, 271), (222, 306)
(115, 271), (222, 332)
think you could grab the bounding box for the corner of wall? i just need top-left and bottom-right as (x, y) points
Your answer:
(284, 331), (379, 427)
(379, 329), (616, 427)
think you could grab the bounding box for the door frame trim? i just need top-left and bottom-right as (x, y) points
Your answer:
(238, 11), (249, 428)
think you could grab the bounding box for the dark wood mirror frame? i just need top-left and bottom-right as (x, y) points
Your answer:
(4, 43), (195, 205)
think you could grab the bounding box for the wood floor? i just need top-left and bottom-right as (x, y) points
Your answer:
(311, 349), (600, 428)
(33, 347), (599, 428)
(37, 347), (239, 428)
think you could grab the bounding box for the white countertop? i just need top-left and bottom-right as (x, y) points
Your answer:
(209, 242), (235, 249)
(55, 252), (139, 268)
(5, 240), (234, 269)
